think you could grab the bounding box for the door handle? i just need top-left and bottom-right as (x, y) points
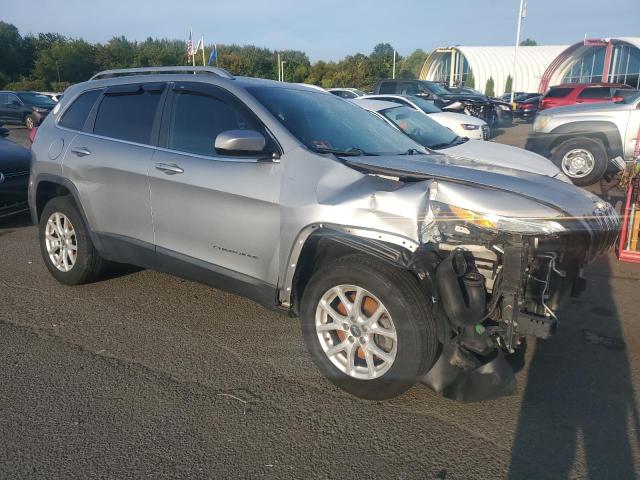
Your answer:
(155, 163), (184, 175)
(71, 146), (91, 157)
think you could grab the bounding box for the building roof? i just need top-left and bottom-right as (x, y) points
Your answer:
(420, 45), (568, 95)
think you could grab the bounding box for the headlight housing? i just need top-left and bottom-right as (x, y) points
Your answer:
(461, 124), (480, 130)
(33, 107), (48, 113)
(533, 115), (550, 132)
(498, 104), (510, 111)
(432, 202), (565, 235)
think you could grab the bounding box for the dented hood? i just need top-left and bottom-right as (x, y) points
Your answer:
(343, 153), (605, 217)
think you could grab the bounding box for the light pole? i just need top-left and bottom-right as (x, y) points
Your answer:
(55, 60), (61, 83)
(510, 0), (526, 104)
(277, 53), (281, 81)
(281, 61), (287, 82)
(392, 49), (396, 79)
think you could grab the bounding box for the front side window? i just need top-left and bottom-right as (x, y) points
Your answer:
(248, 86), (424, 155)
(168, 89), (261, 157)
(59, 89), (102, 131)
(93, 85), (163, 144)
(381, 105), (459, 150)
(422, 81), (451, 95)
(378, 82), (397, 94)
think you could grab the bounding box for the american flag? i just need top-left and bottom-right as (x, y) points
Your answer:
(186, 28), (194, 60)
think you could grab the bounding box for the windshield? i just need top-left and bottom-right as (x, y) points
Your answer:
(406, 96), (441, 113)
(380, 105), (460, 150)
(248, 86), (425, 155)
(423, 81), (452, 96)
(16, 92), (56, 107)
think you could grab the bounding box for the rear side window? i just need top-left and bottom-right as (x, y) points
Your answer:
(59, 89), (102, 131)
(168, 89), (261, 157)
(545, 87), (572, 98)
(94, 86), (163, 144)
(379, 82), (397, 94)
(578, 87), (611, 99)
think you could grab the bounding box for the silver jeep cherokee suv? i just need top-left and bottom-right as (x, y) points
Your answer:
(29, 67), (620, 402)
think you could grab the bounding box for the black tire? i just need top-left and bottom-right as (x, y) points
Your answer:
(551, 137), (608, 186)
(24, 114), (36, 130)
(39, 196), (106, 285)
(300, 254), (439, 400)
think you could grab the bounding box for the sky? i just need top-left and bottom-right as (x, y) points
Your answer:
(3, 0), (639, 61)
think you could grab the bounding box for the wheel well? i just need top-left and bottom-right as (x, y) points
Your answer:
(290, 232), (414, 315)
(35, 181), (72, 222)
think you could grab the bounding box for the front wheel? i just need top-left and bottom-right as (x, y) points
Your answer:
(300, 254), (438, 400)
(551, 137), (608, 186)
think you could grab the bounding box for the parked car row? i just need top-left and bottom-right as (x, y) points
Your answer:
(20, 66), (619, 403)
(0, 91), (57, 129)
(0, 122), (31, 218)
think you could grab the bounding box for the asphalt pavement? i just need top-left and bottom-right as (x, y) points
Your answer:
(1, 124), (640, 479)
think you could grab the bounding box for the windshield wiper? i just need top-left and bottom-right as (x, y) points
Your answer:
(429, 136), (465, 150)
(313, 146), (377, 156)
(399, 148), (425, 155)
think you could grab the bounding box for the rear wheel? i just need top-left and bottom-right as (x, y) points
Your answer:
(300, 254), (438, 400)
(24, 114), (36, 130)
(551, 137), (608, 186)
(39, 196), (106, 285)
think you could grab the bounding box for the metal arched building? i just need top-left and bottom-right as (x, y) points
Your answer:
(539, 37), (640, 92)
(419, 45), (568, 95)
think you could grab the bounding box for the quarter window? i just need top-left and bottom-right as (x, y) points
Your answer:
(59, 89), (102, 131)
(93, 86), (163, 144)
(167, 89), (261, 157)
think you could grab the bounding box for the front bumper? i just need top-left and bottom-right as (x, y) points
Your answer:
(525, 131), (555, 159)
(0, 171), (29, 218)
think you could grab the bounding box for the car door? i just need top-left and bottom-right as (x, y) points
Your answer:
(0, 93), (9, 121)
(62, 83), (165, 255)
(149, 82), (281, 286)
(576, 87), (612, 105)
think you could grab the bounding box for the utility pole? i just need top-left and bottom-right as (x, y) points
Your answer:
(392, 50), (396, 79)
(510, 0), (526, 104)
(281, 61), (287, 82)
(277, 53), (281, 81)
(55, 61), (61, 83)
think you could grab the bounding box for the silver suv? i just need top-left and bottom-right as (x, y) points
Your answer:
(29, 67), (620, 402)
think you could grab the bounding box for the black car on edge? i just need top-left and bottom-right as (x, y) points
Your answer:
(373, 79), (497, 125)
(0, 130), (31, 218)
(0, 91), (56, 129)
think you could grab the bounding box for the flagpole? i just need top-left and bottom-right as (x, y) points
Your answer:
(191, 27), (195, 68)
(202, 36), (206, 66)
(510, 0), (525, 104)
(215, 44), (219, 67)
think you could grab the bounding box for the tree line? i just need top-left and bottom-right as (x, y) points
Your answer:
(0, 21), (429, 93)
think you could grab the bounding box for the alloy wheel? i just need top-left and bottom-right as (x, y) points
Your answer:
(44, 212), (77, 272)
(315, 284), (397, 380)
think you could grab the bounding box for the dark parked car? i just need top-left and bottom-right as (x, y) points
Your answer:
(514, 95), (542, 121)
(0, 134), (31, 218)
(0, 91), (57, 129)
(449, 87), (513, 127)
(373, 79), (497, 125)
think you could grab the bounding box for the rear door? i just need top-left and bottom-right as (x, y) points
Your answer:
(149, 82), (281, 284)
(62, 83), (165, 251)
(0, 93), (8, 121)
(576, 87), (614, 105)
(5, 93), (24, 123)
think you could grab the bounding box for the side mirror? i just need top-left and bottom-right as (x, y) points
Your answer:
(215, 129), (266, 154)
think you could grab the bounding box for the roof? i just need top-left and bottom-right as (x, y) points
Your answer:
(420, 45), (568, 95)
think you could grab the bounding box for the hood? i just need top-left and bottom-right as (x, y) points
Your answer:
(0, 139), (31, 173)
(342, 153), (607, 219)
(440, 93), (490, 104)
(443, 140), (562, 177)
(430, 111), (486, 126)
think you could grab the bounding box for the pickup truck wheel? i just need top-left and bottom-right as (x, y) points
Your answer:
(39, 196), (106, 285)
(300, 254), (438, 400)
(552, 137), (608, 186)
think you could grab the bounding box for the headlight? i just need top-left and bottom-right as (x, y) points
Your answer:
(33, 107), (47, 113)
(432, 202), (565, 235)
(461, 124), (480, 130)
(533, 115), (550, 132)
(498, 104), (510, 111)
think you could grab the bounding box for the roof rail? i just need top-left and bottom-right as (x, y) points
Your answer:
(89, 66), (234, 81)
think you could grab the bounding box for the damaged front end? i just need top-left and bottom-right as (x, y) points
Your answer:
(407, 180), (620, 402)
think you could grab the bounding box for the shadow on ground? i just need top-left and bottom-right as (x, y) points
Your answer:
(508, 257), (640, 478)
